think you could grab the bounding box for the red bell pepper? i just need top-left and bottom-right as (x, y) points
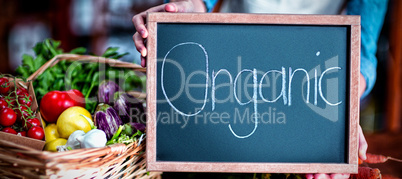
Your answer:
(40, 89), (85, 123)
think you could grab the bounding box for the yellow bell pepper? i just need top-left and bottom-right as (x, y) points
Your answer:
(44, 124), (69, 152)
(44, 124), (59, 143)
(44, 138), (67, 152)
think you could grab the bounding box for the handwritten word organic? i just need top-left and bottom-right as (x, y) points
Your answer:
(161, 42), (342, 138)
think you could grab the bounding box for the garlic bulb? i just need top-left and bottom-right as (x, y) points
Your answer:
(57, 129), (107, 151)
(76, 129), (107, 148)
(67, 130), (86, 149)
(57, 130), (85, 152)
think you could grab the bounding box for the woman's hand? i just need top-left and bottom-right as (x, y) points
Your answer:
(132, 0), (206, 67)
(358, 73), (368, 161)
(306, 73), (368, 179)
(306, 173), (350, 179)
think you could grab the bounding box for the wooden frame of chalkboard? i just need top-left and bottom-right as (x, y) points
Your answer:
(146, 13), (360, 173)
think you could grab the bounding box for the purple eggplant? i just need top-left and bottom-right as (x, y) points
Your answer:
(122, 122), (146, 136)
(94, 103), (123, 140)
(98, 80), (121, 104)
(130, 122), (146, 132)
(113, 92), (145, 124)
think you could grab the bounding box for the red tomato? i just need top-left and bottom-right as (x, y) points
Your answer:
(66, 89), (85, 102)
(2, 127), (17, 134)
(0, 98), (8, 109)
(16, 106), (33, 122)
(40, 90), (86, 123)
(15, 87), (28, 97)
(27, 126), (44, 140)
(5, 97), (17, 108)
(23, 118), (41, 130)
(0, 108), (17, 126)
(17, 131), (26, 136)
(18, 93), (32, 107)
(0, 78), (10, 94)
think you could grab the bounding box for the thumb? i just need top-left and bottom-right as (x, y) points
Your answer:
(358, 125), (368, 160)
(164, 2), (194, 13)
(164, 3), (178, 12)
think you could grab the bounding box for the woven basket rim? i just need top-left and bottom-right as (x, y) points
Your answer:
(0, 54), (159, 178)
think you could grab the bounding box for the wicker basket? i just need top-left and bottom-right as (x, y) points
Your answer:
(0, 54), (161, 178)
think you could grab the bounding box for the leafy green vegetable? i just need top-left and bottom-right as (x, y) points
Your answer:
(69, 47), (87, 54)
(16, 38), (143, 113)
(122, 123), (134, 136)
(106, 125), (143, 145)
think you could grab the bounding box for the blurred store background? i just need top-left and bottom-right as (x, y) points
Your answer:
(0, 0), (162, 72)
(0, 0), (401, 177)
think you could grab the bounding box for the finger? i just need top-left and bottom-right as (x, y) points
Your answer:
(314, 174), (331, 179)
(358, 125), (368, 160)
(165, 2), (194, 13)
(132, 4), (166, 38)
(165, 3), (178, 12)
(133, 33), (147, 57)
(141, 56), (146, 67)
(132, 13), (148, 39)
(330, 174), (350, 179)
(306, 174), (314, 179)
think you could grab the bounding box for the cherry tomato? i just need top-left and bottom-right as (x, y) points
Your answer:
(17, 131), (26, 136)
(0, 78), (10, 94)
(8, 88), (28, 103)
(6, 97), (17, 108)
(23, 118), (41, 130)
(0, 108), (17, 126)
(0, 98), (8, 109)
(16, 106), (33, 123)
(27, 126), (44, 140)
(1, 127), (17, 134)
(18, 93), (32, 107)
(15, 87), (28, 97)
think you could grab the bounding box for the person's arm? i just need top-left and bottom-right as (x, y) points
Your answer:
(347, 0), (388, 99)
(347, 0), (388, 161)
(132, 0), (207, 67)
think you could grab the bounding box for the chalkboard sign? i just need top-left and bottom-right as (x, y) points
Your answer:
(146, 13), (360, 173)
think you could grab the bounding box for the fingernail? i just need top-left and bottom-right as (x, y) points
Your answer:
(141, 49), (147, 57)
(140, 30), (146, 37)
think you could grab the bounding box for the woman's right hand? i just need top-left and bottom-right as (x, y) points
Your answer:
(132, 0), (206, 67)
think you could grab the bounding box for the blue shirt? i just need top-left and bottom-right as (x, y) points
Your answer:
(347, 0), (388, 98)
